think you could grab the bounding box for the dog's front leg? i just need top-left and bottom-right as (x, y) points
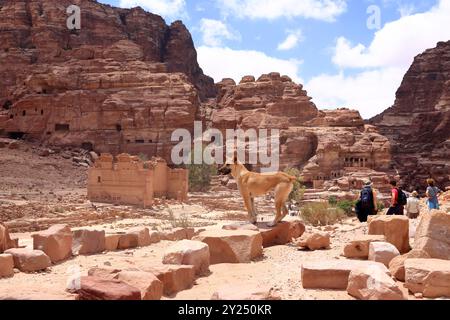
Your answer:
(250, 197), (258, 221)
(242, 193), (257, 224)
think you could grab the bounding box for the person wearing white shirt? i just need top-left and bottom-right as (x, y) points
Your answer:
(405, 191), (420, 219)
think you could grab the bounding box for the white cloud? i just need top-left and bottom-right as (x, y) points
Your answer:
(197, 46), (303, 84)
(307, 0), (450, 119)
(216, 0), (347, 22)
(198, 19), (240, 47)
(277, 29), (304, 51)
(333, 0), (450, 69)
(119, 0), (186, 20)
(306, 68), (404, 119)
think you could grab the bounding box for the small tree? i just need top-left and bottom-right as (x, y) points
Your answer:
(284, 167), (305, 204)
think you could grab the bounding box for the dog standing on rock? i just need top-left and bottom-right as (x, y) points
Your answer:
(218, 157), (296, 227)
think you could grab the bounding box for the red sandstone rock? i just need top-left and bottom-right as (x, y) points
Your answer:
(0, 223), (16, 253)
(301, 260), (388, 289)
(127, 227), (152, 247)
(257, 221), (305, 247)
(405, 258), (450, 298)
(105, 234), (121, 251)
(368, 241), (400, 267)
(88, 267), (121, 280)
(32, 224), (72, 263)
(347, 265), (406, 300)
(114, 270), (164, 300)
(72, 229), (106, 255)
(371, 41), (450, 188)
(4, 248), (51, 272)
(389, 250), (430, 282)
(162, 240), (210, 276)
(193, 229), (263, 264)
(117, 233), (139, 250)
(295, 232), (330, 251)
(75, 276), (141, 300)
(0, 253), (14, 278)
(413, 210), (450, 260)
(144, 265), (196, 296)
(343, 235), (386, 259)
(368, 215), (410, 254)
(163, 228), (195, 241)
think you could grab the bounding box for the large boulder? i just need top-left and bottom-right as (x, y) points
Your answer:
(295, 232), (330, 251)
(162, 240), (210, 276)
(368, 241), (400, 267)
(114, 270), (164, 300)
(343, 235), (386, 259)
(257, 221), (305, 247)
(144, 265), (196, 296)
(0, 223), (17, 253)
(389, 249), (431, 281)
(0, 253), (14, 278)
(211, 285), (281, 300)
(301, 260), (389, 289)
(193, 229), (263, 264)
(72, 229), (106, 255)
(405, 258), (450, 298)
(368, 215), (410, 254)
(347, 265), (407, 300)
(4, 248), (51, 272)
(71, 276), (141, 300)
(413, 210), (450, 259)
(32, 224), (73, 263)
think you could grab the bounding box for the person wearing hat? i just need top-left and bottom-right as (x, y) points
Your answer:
(355, 180), (378, 222)
(405, 190), (420, 219)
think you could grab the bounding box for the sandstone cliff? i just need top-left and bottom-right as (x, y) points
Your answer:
(371, 41), (450, 190)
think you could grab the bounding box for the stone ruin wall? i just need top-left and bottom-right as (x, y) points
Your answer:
(87, 153), (188, 207)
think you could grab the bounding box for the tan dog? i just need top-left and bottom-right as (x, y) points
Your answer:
(218, 157), (296, 226)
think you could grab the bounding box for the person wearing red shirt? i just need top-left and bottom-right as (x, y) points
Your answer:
(387, 180), (404, 215)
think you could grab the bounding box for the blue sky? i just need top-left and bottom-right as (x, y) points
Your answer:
(100, 0), (450, 118)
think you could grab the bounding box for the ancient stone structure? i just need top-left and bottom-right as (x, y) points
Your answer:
(371, 41), (450, 190)
(87, 153), (188, 206)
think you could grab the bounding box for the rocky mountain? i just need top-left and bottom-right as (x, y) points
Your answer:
(2, 0), (440, 194)
(371, 41), (450, 190)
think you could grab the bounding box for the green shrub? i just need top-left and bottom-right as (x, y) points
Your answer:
(284, 167), (305, 203)
(336, 200), (357, 216)
(187, 162), (216, 191)
(328, 196), (338, 206)
(300, 202), (346, 226)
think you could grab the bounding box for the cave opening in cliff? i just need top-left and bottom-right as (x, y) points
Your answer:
(8, 132), (25, 140)
(2, 100), (12, 110)
(81, 142), (94, 151)
(55, 124), (70, 132)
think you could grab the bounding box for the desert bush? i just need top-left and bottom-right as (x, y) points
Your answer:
(336, 200), (357, 216)
(167, 206), (192, 228)
(300, 202), (346, 226)
(328, 196), (338, 206)
(284, 167), (305, 204)
(187, 162), (216, 192)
